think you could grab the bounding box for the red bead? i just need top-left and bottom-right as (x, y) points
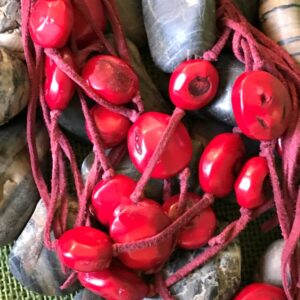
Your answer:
(78, 262), (149, 300)
(110, 199), (173, 271)
(169, 59), (219, 110)
(232, 71), (292, 141)
(234, 283), (287, 300)
(57, 226), (113, 272)
(87, 105), (131, 148)
(91, 174), (136, 226)
(163, 193), (217, 249)
(44, 48), (75, 110)
(235, 157), (269, 209)
(29, 0), (73, 48)
(199, 133), (246, 198)
(127, 112), (193, 179)
(277, 137), (283, 157)
(73, 0), (106, 48)
(82, 55), (139, 105)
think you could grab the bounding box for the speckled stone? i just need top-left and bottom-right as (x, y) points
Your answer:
(59, 38), (170, 142)
(0, 0), (22, 53)
(0, 48), (29, 125)
(0, 119), (48, 246)
(142, 0), (216, 73)
(256, 239), (285, 287)
(74, 289), (103, 300)
(146, 240), (241, 300)
(8, 199), (80, 296)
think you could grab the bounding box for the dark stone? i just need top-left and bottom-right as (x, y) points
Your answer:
(143, 0), (216, 73)
(0, 119), (48, 246)
(8, 199), (80, 296)
(233, 0), (258, 25)
(114, 0), (147, 48)
(146, 239), (241, 300)
(0, 48), (29, 125)
(0, 0), (22, 53)
(59, 38), (170, 142)
(74, 289), (103, 300)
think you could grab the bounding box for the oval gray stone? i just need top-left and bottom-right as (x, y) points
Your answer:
(74, 289), (103, 300)
(9, 199), (80, 296)
(143, 0), (216, 73)
(0, 119), (48, 246)
(0, 48), (29, 125)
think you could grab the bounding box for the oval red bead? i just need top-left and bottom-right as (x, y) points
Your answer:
(163, 193), (217, 249)
(82, 55), (139, 105)
(44, 48), (76, 110)
(232, 71), (292, 141)
(110, 199), (173, 271)
(234, 283), (287, 300)
(169, 59), (219, 110)
(29, 0), (73, 48)
(91, 174), (136, 226)
(87, 105), (131, 148)
(57, 226), (113, 272)
(127, 112), (193, 179)
(199, 133), (246, 198)
(235, 157), (269, 209)
(78, 262), (149, 300)
(73, 0), (106, 48)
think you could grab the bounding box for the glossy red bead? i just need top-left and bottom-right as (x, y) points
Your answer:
(78, 262), (149, 300)
(91, 174), (136, 226)
(234, 283), (287, 300)
(44, 48), (75, 110)
(127, 112), (193, 179)
(232, 71), (292, 141)
(57, 226), (113, 272)
(29, 0), (73, 48)
(82, 55), (139, 105)
(73, 0), (106, 48)
(235, 157), (269, 209)
(110, 199), (173, 271)
(169, 59), (219, 110)
(87, 105), (131, 148)
(199, 133), (246, 198)
(163, 193), (217, 249)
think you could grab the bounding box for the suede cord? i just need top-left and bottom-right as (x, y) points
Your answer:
(20, 0), (300, 299)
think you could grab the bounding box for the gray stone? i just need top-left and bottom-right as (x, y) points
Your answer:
(146, 240), (241, 300)
(143, 0), (216, 73)
(233, 0), (258, 25)
(115, 0), (147, 48)
(9, 199), (80, 296)
(256, 239), (284, 287)
(0, 0), (22, 53)
(74, 289), (103, 300)
(0, 48), (29, 125)
(59, 38), (170, 142)
(203, 54), (244, 126)
(0, 119), (48, 246)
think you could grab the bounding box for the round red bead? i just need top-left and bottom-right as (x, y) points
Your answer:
(199, 133), (246, 198)
(82, 55), (139, 105)
(44, 48), (75, 110)
(29, 0), (73, 48)
(169, 59), (219, 110)
(73, 0), (106, 48)
(232, 71), (292, 141)
(110, 199), (173, 271)
(127, 112), (193, 179)
(235, 157), (269, 209)
(87, 105), (131, 148)
(78, 262), (149, 300)
(57, 226), (113, 272)
(91, 174), (136, 226)
(234, 283), (287, 300)
(163, 193), (217, 249)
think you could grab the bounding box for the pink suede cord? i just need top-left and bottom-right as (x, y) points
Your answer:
(155, 273), (175, 300)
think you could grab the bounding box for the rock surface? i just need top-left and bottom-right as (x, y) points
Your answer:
(8, 199), (80, 296)
(74, 289), (103, 300)
(0, 48), (29, 125)
(0, 119), (48, 246)
(143, 0), (216, 73)
(0, 0), (22, 53)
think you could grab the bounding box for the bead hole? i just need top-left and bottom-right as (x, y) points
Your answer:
(188, 76), (210, 97)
